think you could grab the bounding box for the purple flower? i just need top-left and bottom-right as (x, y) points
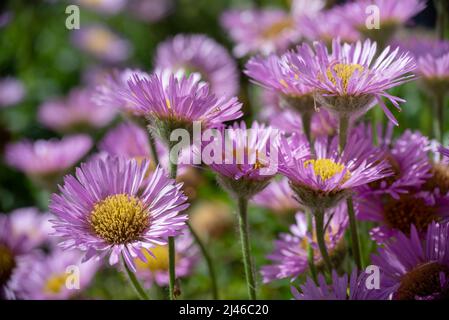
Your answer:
(205, 121), (280, 198)
(93, 68), (150, 115)
(0, 214), (38, 299)
(372, 222), (449, 300)
(39, 88), (117, 132)
(72, 25), (131, 63)
(357, 191), (449, 244)
(154, 34), (239, 97)
(261, 203), (347, 283)
(280, 128), (390, 210)
(49, 156), (189, 272)
(5, 134), (92, 177)
(292, 269), (390, 300)
(359, 126), (431, 198)
(127, 0), (174, 23)
(134, 231), (199, 287)
(99, 121), (152, 160)
(220, 9), (299, 57)
(439, 145), (449, 159)
(0, 77), (25, 108)
(123, 72), (242, 142)
(10, 249), (99, 300)
(252, 177), (300, 215)
(288, 39), (416, 125)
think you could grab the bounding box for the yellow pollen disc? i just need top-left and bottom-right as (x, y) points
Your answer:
(304, 159), (351, 183)
(262, 18), (294, 39)
(44, 273), (68, 294)
(0, 245), (15, 286)
(135, 246), (178, 272)
(326, 63), (364, 92)
(89, 194), (149, 244)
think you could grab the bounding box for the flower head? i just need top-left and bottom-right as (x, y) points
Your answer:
(0, 77), (25, 108)
(292, 269), (390, 300)
(76, 0), (126, 15)
(280, 128), (390, 210)
(372, 222), (449, 300)
(5, 135), (92, 178)
(358, 191), (449, 244)
(289, 39), (416, 124)
(261, 203), (347, 282)
(72, 24), (131, 63)
(134, 231), (199, 287)
(205, 121), (280, 198)
(39, 88), (117, 132)
(155, 34), (239, 97)
(10, 249), (99, 300)
(49, 156), (189, 271)
(220, 9), (299, 57)
(123, 72), (242, 143)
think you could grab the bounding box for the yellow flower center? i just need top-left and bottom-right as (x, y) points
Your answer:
(44, 273), (68, 294)
(0, 244), (15, 286)
(304, 159), (351, 183)
(89, 194), (149, 244)
(135, 246), (178, 272)
(262, 18), (294, 39)
(326, 63), (364, 92)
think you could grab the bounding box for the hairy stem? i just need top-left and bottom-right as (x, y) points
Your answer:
(347, 197), (362, 270)
(237, 197), (256, 300)
(122, 254), (150, 300)
(314, 209), (333, 274)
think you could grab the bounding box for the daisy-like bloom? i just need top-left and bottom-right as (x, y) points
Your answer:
(190, 200), (233, 240)
(205, 121), (280, 199)
(134, 231), (198, 287)
(4, 135), (92, 183)
(0, 215), (36, 299)
(154, 34), (239, 97)
(10, 249), (99, 300)
(245, 53), (315, 116)
(99, 121), (152, 161)
(280, 128), (391, 211)
(0, 77), (25, 108)
(49, 157), (189, 271)
(123, 72), (243, 145)
(93, 68), (150, 115)
(38, 88), (117, 132)
(360, 127), (431, 198)
(76, 0), (126, 15)
(291, 269), (390, 300)
(297, 9), (360, 44)
(127, 0), (174, 23)
(289, 38), (416, 125)
(341, 0), (426, 47)
(261, 203), (348, 283)
(252, 177), (300, 215)
(220, 9), (300, 58)
(416, 52), (449, 98)
(8, 207), (53, 251)
(72, 25), (131, 63)
(372, 222), (449, 300)
(357, 191), (449, 244)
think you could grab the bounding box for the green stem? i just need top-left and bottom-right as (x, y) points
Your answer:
(433, 93), (445, 143)
(435, 0), (447, 40)
(306, 209), (318, 282)
(347, 197), (362, 270)
(338, 115), (349, 153)
(314, 209), (333, 274)
(122, 254), (150, 300)
(149, 134), (160, 165)
(187, 222), (219, 299)
(237, 197), (256, 300)
(301, 112), (314, 154)
(338, 115), (363, 271)
(168, 153), (179, 300)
